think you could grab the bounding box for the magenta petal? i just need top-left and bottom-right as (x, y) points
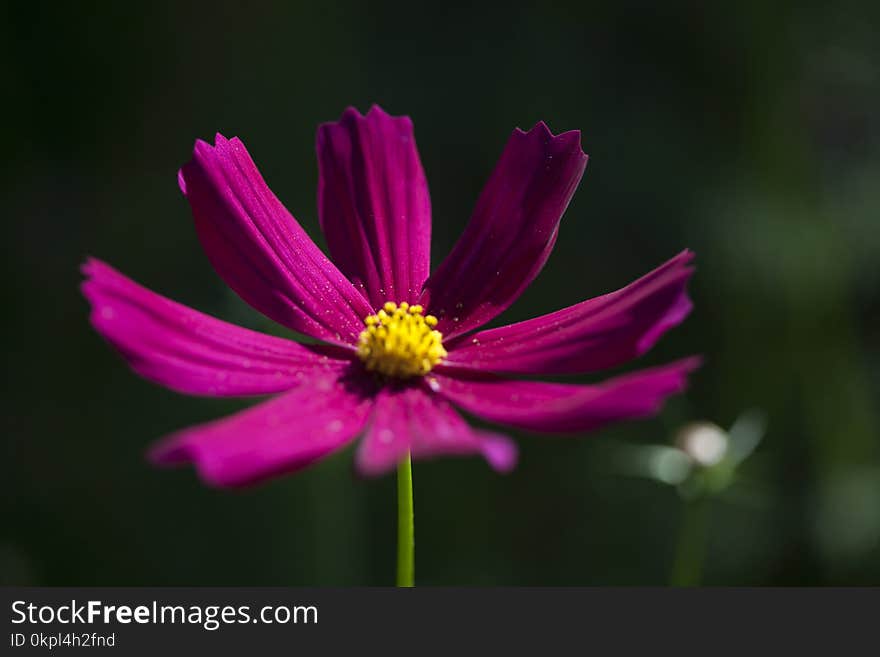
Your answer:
(355, 386), (518, 477)
(443, 251), (695, 375)
(431, 357), (701, 433)
(149, 371), (374, 487)
(317, 106), (432, 307)
(82, 259), (352, 397)
(179, 134), (373, 345)
(420, 122), (588, 338)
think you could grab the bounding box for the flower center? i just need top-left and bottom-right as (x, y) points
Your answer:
(357, 302), (447, 379)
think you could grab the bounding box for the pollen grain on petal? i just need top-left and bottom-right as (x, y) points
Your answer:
(357, 302), (447, 379)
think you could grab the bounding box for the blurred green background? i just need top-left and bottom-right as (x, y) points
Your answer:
(2, 1), (878, 585)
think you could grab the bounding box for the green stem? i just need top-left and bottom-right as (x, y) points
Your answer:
(670, 496), (709, 587)
(396, 452), (415, 587)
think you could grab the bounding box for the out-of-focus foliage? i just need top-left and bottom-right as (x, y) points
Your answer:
(2, 1), (878, 585)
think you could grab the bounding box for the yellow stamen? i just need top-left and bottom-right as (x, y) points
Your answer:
(357, 302), (447, 379)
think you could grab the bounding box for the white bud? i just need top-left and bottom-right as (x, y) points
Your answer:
(676, 422), (728, 467)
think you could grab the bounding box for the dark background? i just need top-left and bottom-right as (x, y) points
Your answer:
(2, 1), (878, 585)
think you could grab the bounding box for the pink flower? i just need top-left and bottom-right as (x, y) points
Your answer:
(82, 105), (699, 487)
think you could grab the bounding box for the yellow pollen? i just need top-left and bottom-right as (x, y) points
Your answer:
(357, 302), (446, 379)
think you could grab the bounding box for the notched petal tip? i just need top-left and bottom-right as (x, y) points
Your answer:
(678, 354), (704, 374)
(526, 120), (559, 143)
(183, 139), (217, 179)
(146, 439), (236, 489)
(433, 354), (702, 435)
(186, 133), (236, 165)
(317, 106), (367, 140)
(190, 137), (213, 155)
(341, 105), (365, 120)
(366, 103), (390, 118)
(637, 356), (703, 411)
(147, 438), (242, 489)
(145, 379), (373, 488)
(146, 435), (188, 466)
(366, 104), (416, 129)
(516, 121), (588, 160)
(80, 257), (132, 290)
(80, 258), (125, 305)
(80, 256), (101, 277)
(320, 104), (413, 135)
(671, 248), (696, 268)
(80, 259), (115, 327)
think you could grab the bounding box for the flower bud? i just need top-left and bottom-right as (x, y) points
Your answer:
(676, 422), (728, 467)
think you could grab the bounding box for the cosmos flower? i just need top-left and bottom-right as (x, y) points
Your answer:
(82, 105), (698, 487)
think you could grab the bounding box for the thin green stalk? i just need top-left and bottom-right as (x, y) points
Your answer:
(396, 452), (415, 587)
(670, 496), (709, 586)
